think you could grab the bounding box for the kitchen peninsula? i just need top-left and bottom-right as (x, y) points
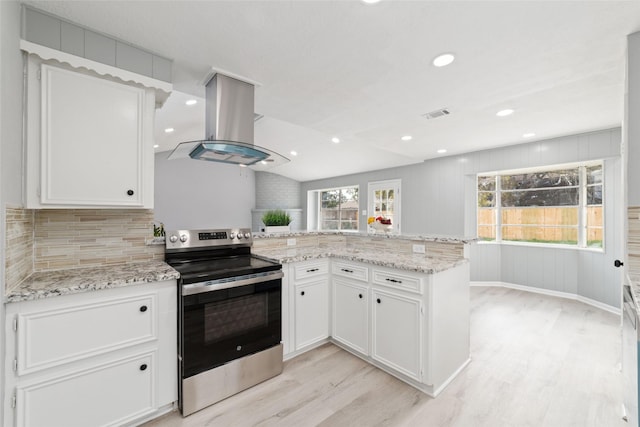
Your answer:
(252, 231), (473, 398)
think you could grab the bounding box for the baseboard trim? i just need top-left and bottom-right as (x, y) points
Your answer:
(471, 281), (620, 315)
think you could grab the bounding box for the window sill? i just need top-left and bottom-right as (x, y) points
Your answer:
(477, 240), (604, 253)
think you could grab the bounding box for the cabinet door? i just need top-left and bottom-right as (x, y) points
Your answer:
(371, 288), (422, 381)
(332, 279), (368, 355)
(41, 64), (148, 206)
(294, 279), (328, 350)
(16, 352), (155, 427)
(17, 293), (157, 375)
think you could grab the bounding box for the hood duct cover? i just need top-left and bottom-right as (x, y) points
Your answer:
(167, 73), (289, 168)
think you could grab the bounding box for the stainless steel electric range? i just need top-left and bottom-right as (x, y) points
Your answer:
(165, 228), (283, 416)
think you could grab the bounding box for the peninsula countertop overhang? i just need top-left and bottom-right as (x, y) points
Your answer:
(253, 246), (468, 275)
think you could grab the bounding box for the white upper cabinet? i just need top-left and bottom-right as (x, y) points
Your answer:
(24, 56), (157, 208)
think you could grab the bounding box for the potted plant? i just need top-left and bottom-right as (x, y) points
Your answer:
(262, 209), (292, 233)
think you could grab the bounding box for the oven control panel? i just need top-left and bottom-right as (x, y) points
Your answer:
(165, 228), (253, 249)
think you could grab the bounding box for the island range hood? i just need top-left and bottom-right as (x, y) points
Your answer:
(167, 73), (289, 167)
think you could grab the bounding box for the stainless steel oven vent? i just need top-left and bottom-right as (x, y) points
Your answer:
(167, 74), (288, 168)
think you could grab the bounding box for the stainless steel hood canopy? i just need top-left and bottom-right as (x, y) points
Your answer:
(168, 73), (289, 167)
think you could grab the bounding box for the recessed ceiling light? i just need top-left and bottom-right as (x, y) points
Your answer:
(185, 99), (197, 106)
(401, 135), (412, 141)
(437, 149), (447, 154)
(361, 0), (381, 3)
(523, 132), (536, 138)
(153, 144), (159, 148)
(496, 109), (514, 117)
(433, 53), (455, 67)
(290, 151), (298, 156)
(164, 127), (174, 133)
(331, 137), (340, 144)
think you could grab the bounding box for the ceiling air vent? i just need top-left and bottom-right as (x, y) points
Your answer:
(422, 108), (450, 120)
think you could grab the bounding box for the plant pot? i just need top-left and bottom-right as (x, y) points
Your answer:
(264, 225), (291, 233)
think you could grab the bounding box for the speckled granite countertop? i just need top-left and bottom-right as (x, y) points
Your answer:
(5, 261), (179, 303)
(253, 247), (468, 274)
(253, 231), (476, 244)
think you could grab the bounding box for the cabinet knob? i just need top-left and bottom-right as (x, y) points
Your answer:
(377, 298), (381, 304)
(139, 305), (148, 312)
(127, 189), (134, 196)
(614, 259), (624, 268)
(139, 364), (147, 371)
(358, 294), (363, 299)
(301, 291), (305, 296)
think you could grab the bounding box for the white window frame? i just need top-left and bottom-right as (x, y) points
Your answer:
(368, 179), (401, 234)
(476, 161), (604, 250)
(315, 185), (360, 232)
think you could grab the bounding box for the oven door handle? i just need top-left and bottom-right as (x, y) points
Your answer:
(182, 270), (284, 296)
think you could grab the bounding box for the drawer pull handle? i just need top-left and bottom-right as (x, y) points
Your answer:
(306, 268), (319, 273)
(139, 305), (148, 312)
(385, 278), (402, 284)
(358, 294), (363, 299)
(341, 268), (354, 273)
(377, 298), (381, 304)
(139, 364), (147, 371)
(301, 291), (305, 296)
(127, 189), (134, 196)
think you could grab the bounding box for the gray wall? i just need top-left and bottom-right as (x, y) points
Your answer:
(154, 153), (255, 230)
(628, 32), (640, 206)
(302, 128), (623, 308)
(1, 0), (23, 420)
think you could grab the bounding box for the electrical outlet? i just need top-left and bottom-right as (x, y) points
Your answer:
(287, 238), (296, 246)
(412, 244), (426, 254)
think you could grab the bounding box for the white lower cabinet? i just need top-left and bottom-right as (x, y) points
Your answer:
(4, 280), (177, 427)
(16, 352), (155, 427)
(294, 279), (329, 350)
(332, 279), (368, 355)
(371, 288), (422, 381)
(287, 257), (470, 397)
(284, 259), (330, 354)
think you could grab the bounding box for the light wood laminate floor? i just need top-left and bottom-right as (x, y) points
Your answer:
(145, 286), (625, 427)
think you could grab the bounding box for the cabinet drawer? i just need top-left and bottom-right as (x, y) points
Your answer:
(372, 269), (424, 294)
(16, 352), (155, 427)
(17, 294), (157, 375)
(294, 260), (329, 282)
(332, 261), (369, 282)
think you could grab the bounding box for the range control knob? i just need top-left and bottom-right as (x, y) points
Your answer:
(180, 234), (188, 243)
(169, 235), (178, 243)
(229, 232), (236, 239)
(244, 232), (251, 239)
(237, 233), (243, 239)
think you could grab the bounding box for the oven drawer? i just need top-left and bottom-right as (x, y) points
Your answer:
(294, 260), (329, 281)
(16, 294), (157, 375)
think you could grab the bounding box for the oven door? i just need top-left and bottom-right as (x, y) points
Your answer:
(180, 271), (283, 379)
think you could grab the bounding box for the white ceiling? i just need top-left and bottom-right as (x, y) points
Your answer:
(25, 0), (640, 182)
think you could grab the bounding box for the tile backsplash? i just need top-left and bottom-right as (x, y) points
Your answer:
(5, 207), (34, 293)
(5, 207), (163, 291)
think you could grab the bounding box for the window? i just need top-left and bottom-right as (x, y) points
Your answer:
(368, 179), (401, 234)
(318, 186), (359, 231)
(477, 162), (603, 248)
